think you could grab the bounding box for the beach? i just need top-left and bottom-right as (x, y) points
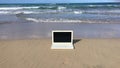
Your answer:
(0, 3), (120, 68)
(0, 39), (120, 68)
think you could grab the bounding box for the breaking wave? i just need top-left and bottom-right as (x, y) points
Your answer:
(0, 4), (120, 10)
(0, 3), (120, 15)
(25, 17), (114, 23)
(1, 10), (120, 15)
(0, 6), (39, 10)
(25, 18), (83, 23)
(0, 3), (120, 24)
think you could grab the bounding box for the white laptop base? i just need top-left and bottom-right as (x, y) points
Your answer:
(51, 44), (74, 49)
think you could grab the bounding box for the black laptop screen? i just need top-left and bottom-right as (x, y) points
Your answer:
(53, 32), (71, 42)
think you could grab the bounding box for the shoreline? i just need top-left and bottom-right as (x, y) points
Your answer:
(0, 23), (120, 39)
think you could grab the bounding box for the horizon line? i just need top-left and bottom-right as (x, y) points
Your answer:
(0, 2), (120, 4)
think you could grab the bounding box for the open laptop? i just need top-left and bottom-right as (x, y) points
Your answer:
(51, 30), (74, 49)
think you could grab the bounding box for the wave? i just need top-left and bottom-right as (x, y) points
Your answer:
(73, 10), (120, 15)
(38, 6), (66, 10)
(0, 6), (39, 10)
(0, 11), (41, 14)
(0, 10), (65, 15)
(15, 11), (40, 14)
(0, 10), (120, 15)
(88, 4), (120, 7)
(0, 4), (120, 15)
(57, 6), (66, 10)
(0, 4), (120, 11)
(0, 3), (120, 11)
(25, 18), (83, 23)
(0, 6), (67, 11)
(73, 11), (83, 14)
(0, 11), (10, 14)
(25, 18), (114, 24)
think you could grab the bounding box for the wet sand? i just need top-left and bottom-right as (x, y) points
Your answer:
(0, 39), (120, 68)
(0, 23), (120, 39)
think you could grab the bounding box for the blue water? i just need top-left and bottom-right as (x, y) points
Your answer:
(0, 3), (120, 39)
(0, 3), (120, 23)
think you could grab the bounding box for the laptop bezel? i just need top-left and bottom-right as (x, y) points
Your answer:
(52, 30), (73, 45)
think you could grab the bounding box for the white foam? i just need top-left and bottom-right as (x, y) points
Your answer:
(88, 5), (96, 7)
(25, 18), (113, 24)
(0, 7), (22, 10)
(0, 10), (40, 14)
(0, 11), (10, 14)
(20, 6), (39, 9)
(74, 11), (83, 14)
(57, 6), (66, 10)
(25, 18), (83, 23)
(15, 11), (40, 14)
(0, 6), (39, 10)
(26, 18), (39, 22)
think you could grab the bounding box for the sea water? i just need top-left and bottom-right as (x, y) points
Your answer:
(0, 3), (120, 23)
(0, 3), (120, 39)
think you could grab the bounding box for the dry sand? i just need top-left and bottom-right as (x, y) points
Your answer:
(0, 39), (120, 68)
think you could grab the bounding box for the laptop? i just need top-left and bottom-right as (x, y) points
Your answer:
(51, 30), (74, 49)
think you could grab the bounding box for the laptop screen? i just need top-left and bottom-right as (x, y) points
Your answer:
(53, 32), (71, 42)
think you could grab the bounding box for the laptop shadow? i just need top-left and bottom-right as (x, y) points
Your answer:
(73, 39), (81, 44)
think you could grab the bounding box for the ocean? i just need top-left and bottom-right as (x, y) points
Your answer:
(0, 3), (120, 39)
(0, 3), (120, 23)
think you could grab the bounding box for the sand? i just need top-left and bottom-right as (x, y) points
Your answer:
(0, 39), (120, 68)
